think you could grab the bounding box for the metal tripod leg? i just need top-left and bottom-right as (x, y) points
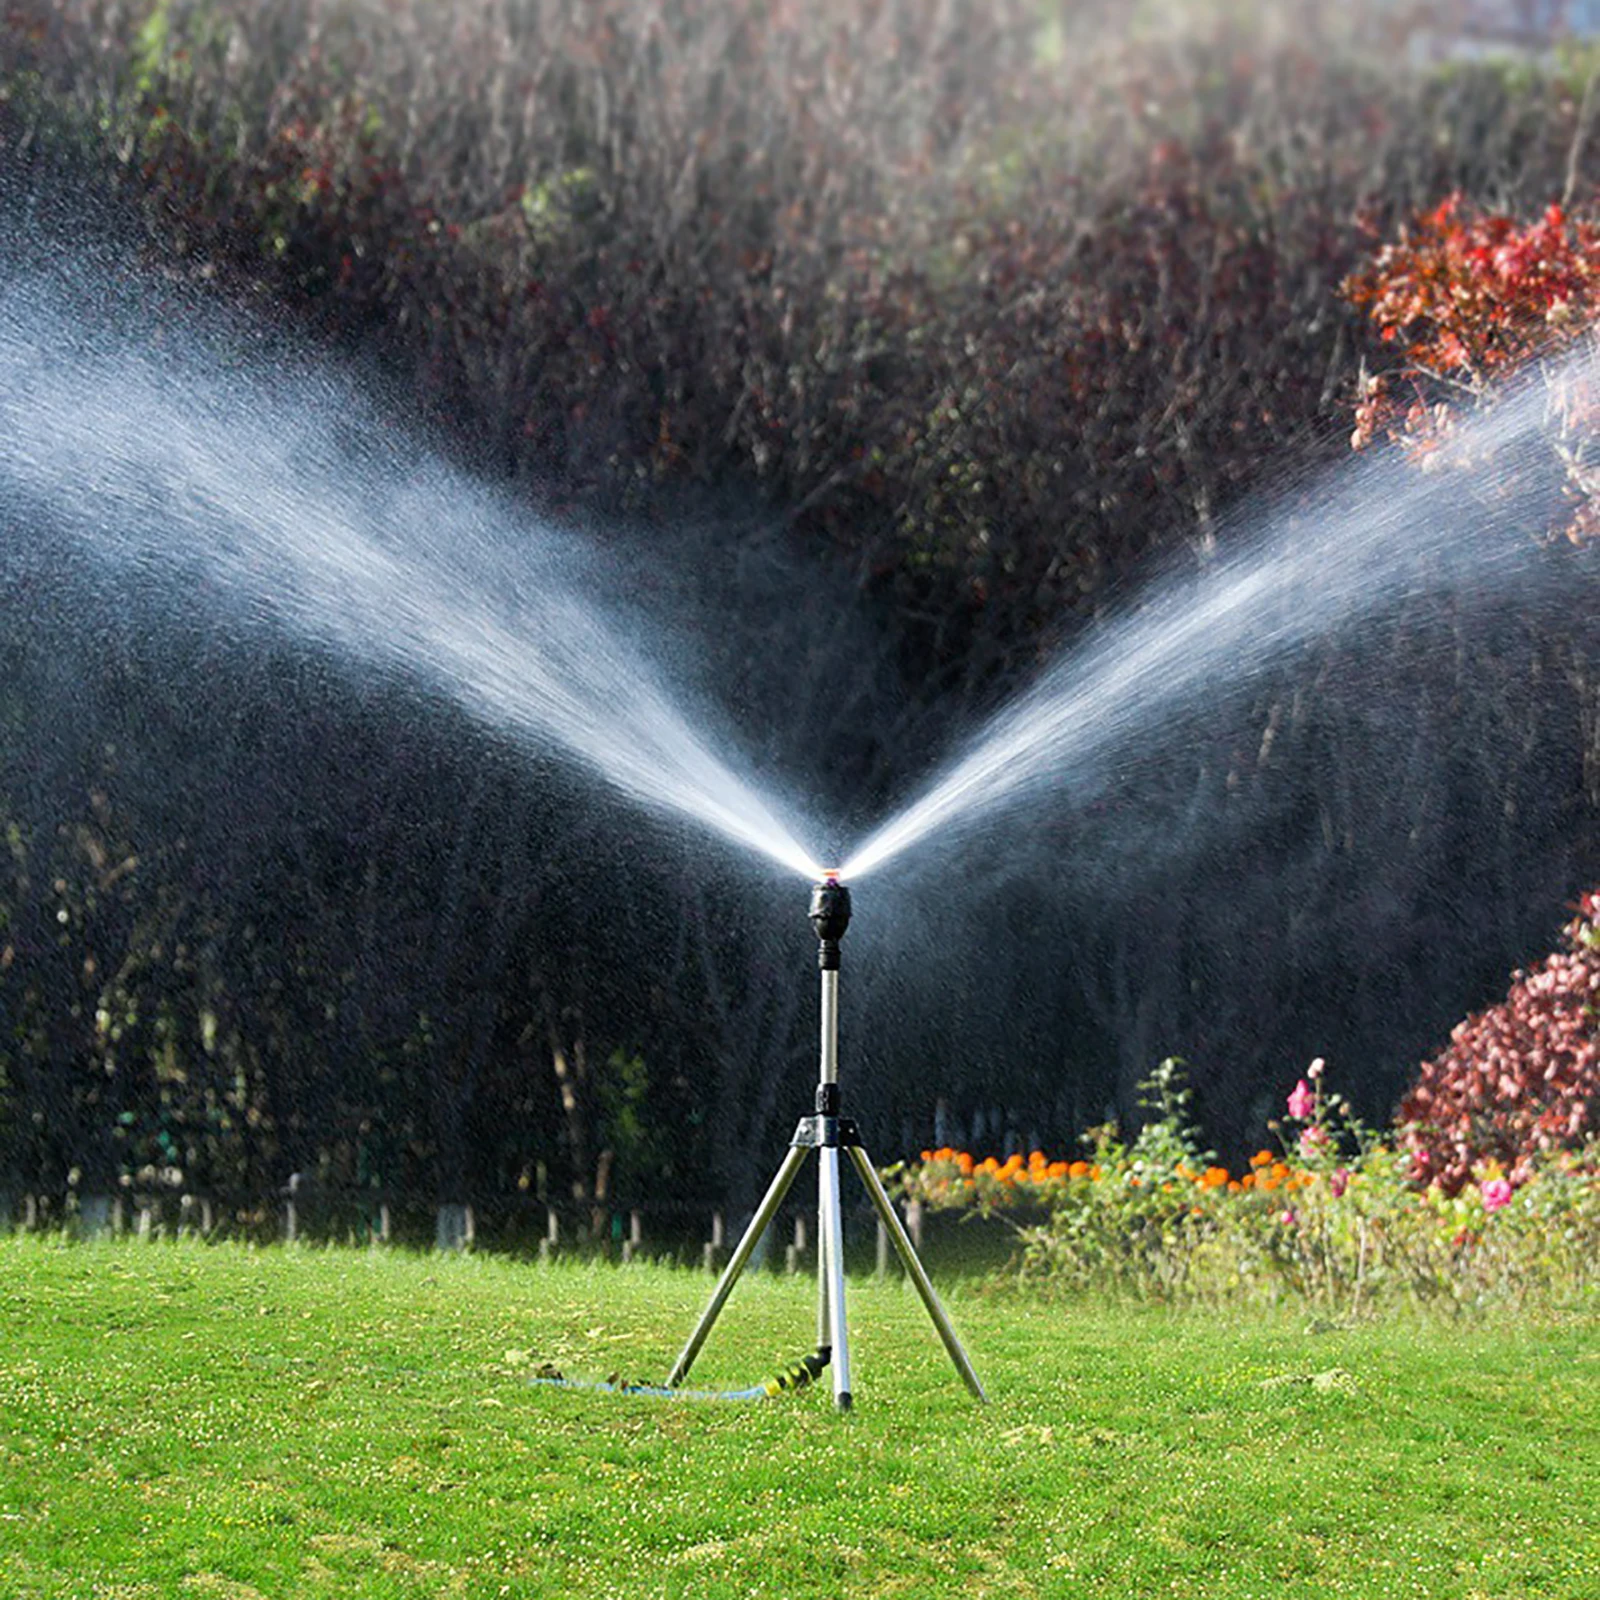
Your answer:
(847, 1143), (987, 1403)
(816, 1174), (830, 1355)
(818, 1145), (852, 1409)
(667, 1143), (809, 1389)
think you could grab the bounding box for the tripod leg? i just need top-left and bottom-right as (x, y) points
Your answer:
(819, 1145), (852, 1410)
(847, 1144), (987, 1403)
(816, 1180), (830, 1353)
(667, 1144), (809, 1388)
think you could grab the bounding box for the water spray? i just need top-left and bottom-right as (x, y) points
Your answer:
(666, 876), (987, 1410)
(0, 272), (828, 886)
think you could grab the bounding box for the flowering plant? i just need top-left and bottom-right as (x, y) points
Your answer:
(891, 1059), (1600, 1313)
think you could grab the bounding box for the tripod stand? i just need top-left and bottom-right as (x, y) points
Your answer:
(666, 877), (987, 1411)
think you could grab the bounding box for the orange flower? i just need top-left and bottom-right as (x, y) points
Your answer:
(1068, 1160), (1091, 1179)
(1251, 1150), (1274, 1168)
(1202, 1166), (1231, 1189)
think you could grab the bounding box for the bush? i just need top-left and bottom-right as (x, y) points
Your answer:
(1343, 194), (1600, 541)
(1339, 193), (1600, 1194)
(8, 1), (1600, 1211)
(1399, 890), (1600, 1194)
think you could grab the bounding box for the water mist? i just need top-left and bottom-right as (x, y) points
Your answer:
(840, 371), (1582, 881)
(3, 235), (1589, 914)
(0, 268), (826, 882)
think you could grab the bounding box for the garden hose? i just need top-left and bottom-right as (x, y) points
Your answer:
(529, 1348), (829, 1402)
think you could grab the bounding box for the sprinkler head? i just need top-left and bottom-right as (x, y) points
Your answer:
(809, 877), (851, 970)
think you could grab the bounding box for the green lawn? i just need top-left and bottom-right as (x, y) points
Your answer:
(0, 1236), (1596, 1599)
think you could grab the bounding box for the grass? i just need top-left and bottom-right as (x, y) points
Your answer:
(0, 1236), (1596, 1599)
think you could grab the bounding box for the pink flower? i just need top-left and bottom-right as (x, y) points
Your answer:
(1278, 1208), (1299, 1228)
(1286, 1079), (1316, 1121)
(1481, 1177), (1513, 1212)
(1299, 1125), (1330, 1155)
(1308, 1057), (1326, 1081)
(1330, 1167), (1351, 1199)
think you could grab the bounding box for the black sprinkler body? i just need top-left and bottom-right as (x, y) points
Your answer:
(808, 878), (852, 969)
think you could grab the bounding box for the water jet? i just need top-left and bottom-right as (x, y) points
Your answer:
(837, 361), (1583, 885)
(0, 268), (827, 883)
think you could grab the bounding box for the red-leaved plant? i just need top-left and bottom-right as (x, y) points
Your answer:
(1343, 195), (1600, 539)
(1400, 891), (1600, 1195)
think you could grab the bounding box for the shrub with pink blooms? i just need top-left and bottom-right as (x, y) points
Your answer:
(1399, 891), (1600, 1195)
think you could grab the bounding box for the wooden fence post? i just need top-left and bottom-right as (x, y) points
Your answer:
(905, 1196), (924, 1253)
(703, 1210), (725, 1272)
(785, 1214), (808, 1275)
(620, 1209), (643, 1264)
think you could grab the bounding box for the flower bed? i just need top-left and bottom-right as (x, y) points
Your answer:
(889, 1059), (1600, 1311)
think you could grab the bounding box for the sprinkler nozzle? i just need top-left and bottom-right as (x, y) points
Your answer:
(809, 878), (851, 969)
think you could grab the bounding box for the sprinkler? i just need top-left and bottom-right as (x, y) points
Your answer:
(666, 878), (987, 1410)
(809, 873), (850, 966)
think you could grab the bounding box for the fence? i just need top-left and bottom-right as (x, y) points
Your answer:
(0, 1179), (941, 1275)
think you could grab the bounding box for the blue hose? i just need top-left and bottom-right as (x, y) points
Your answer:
(529, 1349), (827, 1402)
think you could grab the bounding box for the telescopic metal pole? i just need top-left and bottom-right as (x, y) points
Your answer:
(816, 959), (851, 1410)
(816, 970), (834, 1357)
(809, 876), (854, 1410)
